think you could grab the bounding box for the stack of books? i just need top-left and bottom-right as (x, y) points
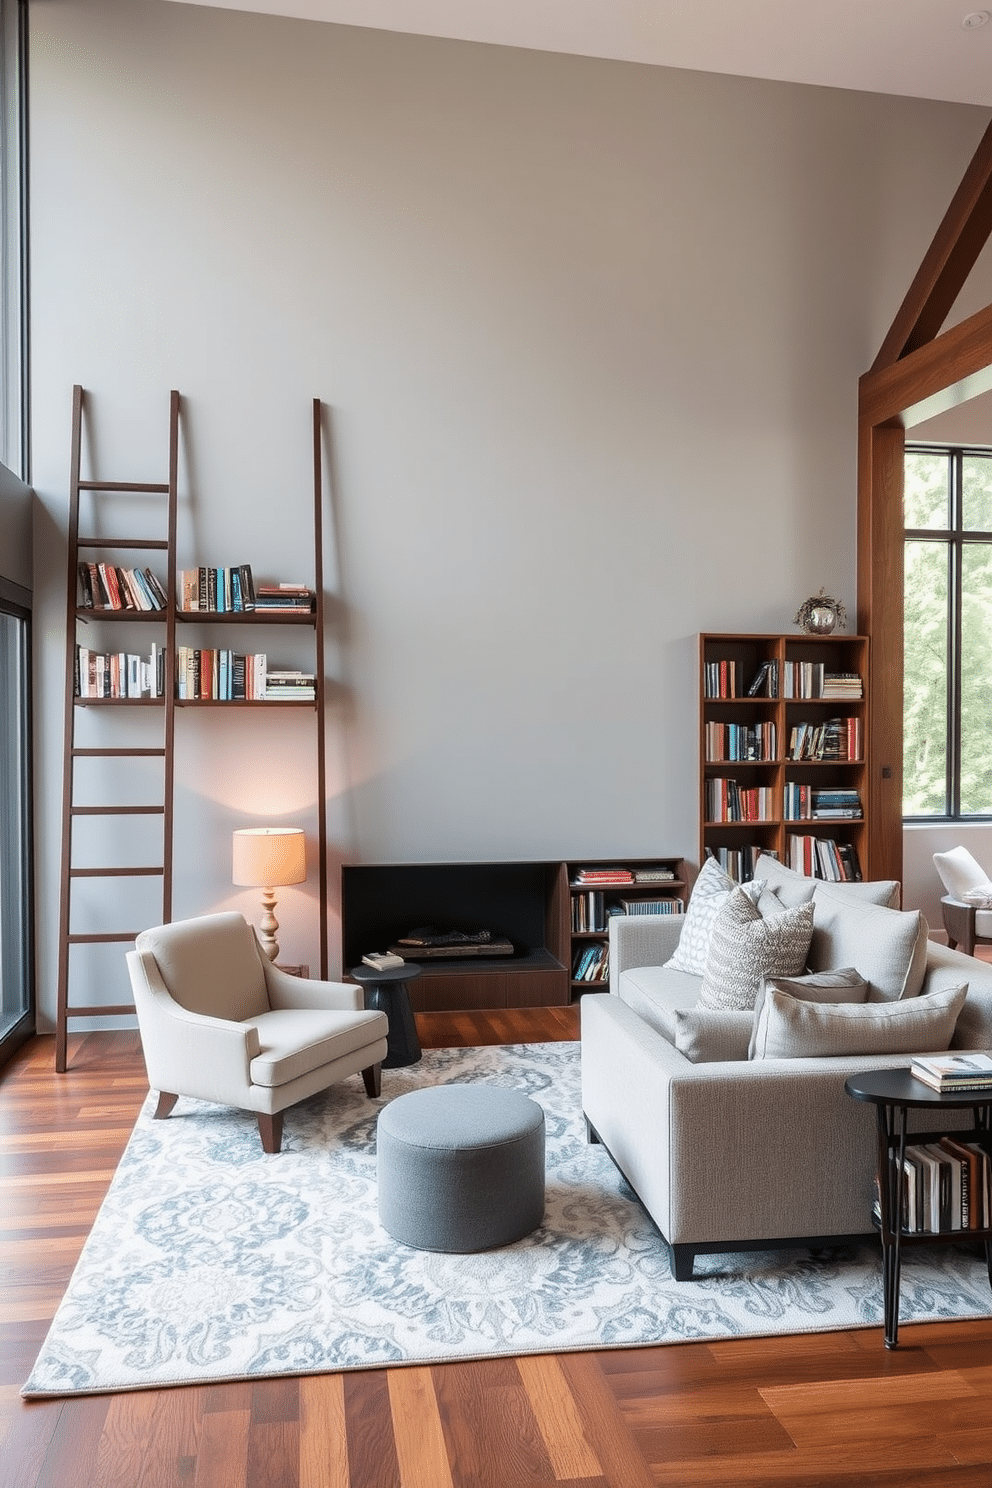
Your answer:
(254, 583), (315, 613)
(571, 867), (635, 886)
(263, 669), (316, 701)
(822, 672), (863, 699)
(910, 1054), (992, 1092)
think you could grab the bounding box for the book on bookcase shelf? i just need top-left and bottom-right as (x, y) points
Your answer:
(706, 778), (774, 823)
(177, 568), (316, 616)
(787, 835), (861, 880)
(705, 720), (777, 762)
(742, 660), (864, 701)
(78, 562), (167, 612)
(874, 1137), (992, 1234)
(787, 717), (861, 761)
(707, 845), (773, 882)
(572, 943), (609, 982)
(74, 643), (165, 699)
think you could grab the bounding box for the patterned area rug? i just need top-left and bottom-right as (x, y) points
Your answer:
(23, 1041), (992, 1397)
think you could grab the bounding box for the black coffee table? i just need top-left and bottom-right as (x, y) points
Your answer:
(845, 1068), (992, 1348)
(349, 963), (422, 1069)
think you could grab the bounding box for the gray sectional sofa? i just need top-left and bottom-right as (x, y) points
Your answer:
(580, 856), (992, 1279)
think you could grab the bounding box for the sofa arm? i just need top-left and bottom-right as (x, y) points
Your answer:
(941, 896), (979, 954)
(608, 913), (684, 993)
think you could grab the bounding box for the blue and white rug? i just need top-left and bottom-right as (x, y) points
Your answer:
(22, 1041), (992, 1396)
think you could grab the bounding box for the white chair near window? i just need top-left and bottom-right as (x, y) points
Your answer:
(932, 846), (992, 957)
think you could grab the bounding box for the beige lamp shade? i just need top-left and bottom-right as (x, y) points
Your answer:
(232, 827), (307, 888)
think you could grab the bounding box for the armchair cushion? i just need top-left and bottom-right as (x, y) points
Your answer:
(670, 1007), (754, 1062)
(934, 845), (988, 899)
(135, 912), (269, 1022)
(245, 1007), (385, 1087)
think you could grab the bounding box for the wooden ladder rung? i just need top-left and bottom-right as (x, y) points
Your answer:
(77, 481), (170, 494)
(77, 536), (169, 549)
(66, 933), (142, 945)
(61, 1002), (136, 1017)
(73, 748), (166, 757)
(69, 866), (164, 878)
(70, 804), (165, 815)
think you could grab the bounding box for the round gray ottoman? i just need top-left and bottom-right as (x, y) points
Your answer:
(377, 1085), (545, 1252)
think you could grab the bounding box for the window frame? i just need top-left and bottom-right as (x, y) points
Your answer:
(0, 579), (34, 1066)
(904, 441), (992, 823)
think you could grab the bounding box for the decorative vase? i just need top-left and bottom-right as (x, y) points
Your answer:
(806, 603), (837, 635)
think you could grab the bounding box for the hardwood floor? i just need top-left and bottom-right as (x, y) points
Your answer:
(4, 1007), (992, 1486)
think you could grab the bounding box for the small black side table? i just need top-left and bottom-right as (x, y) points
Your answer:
(845, 1068), (992, 1348)
(349, 963), (422, 1069)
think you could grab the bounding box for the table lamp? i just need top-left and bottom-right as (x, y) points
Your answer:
(232, 826), (306, 962)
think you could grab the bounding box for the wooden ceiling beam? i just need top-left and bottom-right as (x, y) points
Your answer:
(860, 297), (992, 428)
(869, 119), (992, 375)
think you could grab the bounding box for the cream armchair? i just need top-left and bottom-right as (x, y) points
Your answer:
(933, 845), (992, 956)
(125, 911), (389, 1152)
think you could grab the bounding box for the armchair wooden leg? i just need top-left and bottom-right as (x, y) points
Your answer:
(362, 1062), (382, 1098)
(153, 1092), (178, 1120)
(258, 1112), (284, 1154)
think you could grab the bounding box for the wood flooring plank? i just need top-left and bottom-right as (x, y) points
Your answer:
(516, 1353), (603, 1480)
(341, 1371), (401, 1488)
(34, 1394), (111, 1488)
(387, 1366), (454, 1488)
(246, 1419), (298, 1488)
(556, 1352), (659, 1488)
(431, 1356), (556, 1486)
(192, 1408), (250, 1488)
(92, 1390), (164, 1488)
(299, 1374), (350, 1488)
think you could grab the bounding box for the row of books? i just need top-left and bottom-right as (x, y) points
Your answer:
(702, 659), (740, 698)
(874, 1137), (992, 1234)
(705, 779), (775, 823)
(744, 661), (864, 700)
(787, 835), (862, 881)
(704, 721), (777, 763)
(74, 644), (166, 699)
(572, 943), (609, 983)
(783, 785), (863, 822)
(706, 845), (774, 882)
(78, 563), (168, 612)
(176, 649), (316, 701)
(786, 717), (862, 762)
(177, 567), (315, 614)
(74, 644), (318, 702)
(570, 893), (684, 933)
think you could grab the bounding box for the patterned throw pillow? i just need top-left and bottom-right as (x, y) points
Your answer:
(698, 888), (815, 1011)
(666, 858), (764, 976)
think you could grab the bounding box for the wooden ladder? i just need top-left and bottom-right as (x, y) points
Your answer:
(55, 386), (180, 1072)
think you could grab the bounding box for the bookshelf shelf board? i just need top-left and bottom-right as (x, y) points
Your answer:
(173, 698), (317, 708)
(76, 608), (165, 622)
(176, 610), (316, 625)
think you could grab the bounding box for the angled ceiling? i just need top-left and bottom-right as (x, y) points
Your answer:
(167, 0), (992, 107)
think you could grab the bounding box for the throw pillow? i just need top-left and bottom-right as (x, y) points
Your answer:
(807, 892), (929, 1001)
(666, 858), (764, 976)
(747, 966), (869, 1059)
(698, 888), (815, 1011)
(933, 845), (987, 900)
(754, 852), (900, 909)
(670, 1008), (754, 1063)
(750, 982), (968, 1060)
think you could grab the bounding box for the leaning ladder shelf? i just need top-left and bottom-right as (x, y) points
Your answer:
(55, 389), (330, 1071)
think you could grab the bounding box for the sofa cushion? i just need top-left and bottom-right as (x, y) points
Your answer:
(698, 888), (815, 1011)
(754, 853), (900, 909)
(616, 963), (703, 1041)
(666, 857), (763, 976)
(807, 887), (928, 1001)
(747, 967), (869, 1058)
(750, 981), (968, 1060)
(670, 1008), (754, 1063)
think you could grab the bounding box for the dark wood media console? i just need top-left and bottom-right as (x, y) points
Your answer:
(341, 861), (571, 1011)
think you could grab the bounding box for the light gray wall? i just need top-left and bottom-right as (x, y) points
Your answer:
(28, 0), (992, 1023)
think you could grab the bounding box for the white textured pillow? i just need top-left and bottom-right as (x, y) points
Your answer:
(962, 885), (992, 909)
(750, 982), (968, 1060)
(698, 888), (815, 1011)
(933, 845), (987, 900)
(755, 853), (900, 909)
(808, 892), (929, 1001)
(666, 858), (763, 976)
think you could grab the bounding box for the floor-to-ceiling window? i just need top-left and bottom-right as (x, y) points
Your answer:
(903, 445), (992, 820)
(0, 588), (32, 1057)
